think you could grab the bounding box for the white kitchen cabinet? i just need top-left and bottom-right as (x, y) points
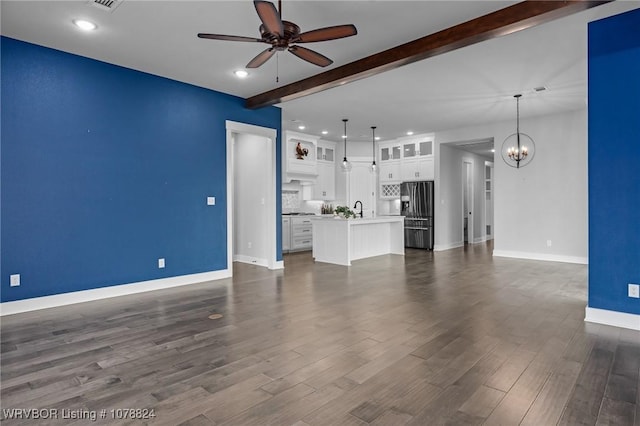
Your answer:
(401, 157), (434, 181)
(313, 162), (336, 200)
(379, 161), (401, 183)
(290, 216), (313, 251)
(379, 142), (402, 163)
(311, 141), (336, 200)
(283, 131), (318, 183)
(282, 216), (291, 252)
(399, 136), (434, 181)
(316, 141), (335, 162)
(402, 140), (433, 158)
(378, 162), (401, 200)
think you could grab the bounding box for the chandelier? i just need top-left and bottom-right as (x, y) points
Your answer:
(501, 94), (535, 168)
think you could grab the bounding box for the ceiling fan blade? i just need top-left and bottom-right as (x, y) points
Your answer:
(296, 24), (358, 43)
(254, 0), (284, 38)
(288, 46), (333, 67)
(198, 33), (263, 43)
(247, 48), (276, 68)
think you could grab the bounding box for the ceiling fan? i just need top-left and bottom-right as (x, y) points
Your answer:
(197, 0), (357, 68)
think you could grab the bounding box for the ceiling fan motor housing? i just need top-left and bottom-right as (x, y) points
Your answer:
(260, 21), (301, 50)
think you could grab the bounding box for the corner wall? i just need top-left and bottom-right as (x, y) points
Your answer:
(1, 37), (282, 304)
(587, 8), (640, 321)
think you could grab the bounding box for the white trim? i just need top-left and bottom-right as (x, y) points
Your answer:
(0, 269), (231, 316)
(462, 159), (474, 245)
(226, 121), (278, 271)
(585, 307), (640, 331)
(434, 241), (464, 251)
(473, 236), (487, 244)
(271, 260), (284, 270)
(233, 255), (269, 268)
(493, 250), (588, 265)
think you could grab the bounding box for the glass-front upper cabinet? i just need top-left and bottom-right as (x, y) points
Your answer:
(402, 139), (433, 159)
(404, 140), (433, 158)
(419, 140), (433, 156)
(317, 141), (335, 163)
(403, 143), (416, 158)
(380, 143), (401, 162)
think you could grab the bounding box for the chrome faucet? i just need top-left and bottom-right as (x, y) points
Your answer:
(353, 200), (363, 218)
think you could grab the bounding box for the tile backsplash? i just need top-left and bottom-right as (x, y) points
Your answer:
(282, 190), (300, 210)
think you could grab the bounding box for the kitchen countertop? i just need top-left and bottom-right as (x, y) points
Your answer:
(310, 215), (404, 224)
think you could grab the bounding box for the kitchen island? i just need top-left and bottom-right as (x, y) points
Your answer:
(311, 216), (405, 266)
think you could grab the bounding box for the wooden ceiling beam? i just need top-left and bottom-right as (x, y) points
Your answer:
(246, 0), (611, 109)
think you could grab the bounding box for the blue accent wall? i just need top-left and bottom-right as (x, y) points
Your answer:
(588, 8), (640, 315)
(1, 37), (282, 302)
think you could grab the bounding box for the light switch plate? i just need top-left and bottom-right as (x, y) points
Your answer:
(207, 197), (215, 206)
(10, 274), (20, 287)
(629, 283), (639, 298)
(158, 258), (165, 269)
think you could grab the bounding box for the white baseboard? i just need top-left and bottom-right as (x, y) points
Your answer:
(434, 241), (464, 251)
(0, 269), (231, 316)
(493, 250), (588, 265)
(233, 255), (269, 267)
(585, 307), (640, 331)
(473, 236), (488, 244)
(270, 260), (284, 270)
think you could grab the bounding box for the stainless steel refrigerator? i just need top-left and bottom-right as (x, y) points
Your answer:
(401, 181), (434, 250)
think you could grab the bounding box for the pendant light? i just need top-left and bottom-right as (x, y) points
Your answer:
(370, 126), (378, 174)
(501, 94), (535, 168)
(341, 118), (352, 172)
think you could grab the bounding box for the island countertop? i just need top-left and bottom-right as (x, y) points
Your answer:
(311, 216), (405, 266)
(311, 215), (404, 224)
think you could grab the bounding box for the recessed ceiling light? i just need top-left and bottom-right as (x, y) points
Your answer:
(74, 19), (97, 31)
(375, 136), (381, 141)
(321, 130), (328, 135)
(490, 149), (495, 153)
(406, 131), (414, 136)
(298, 125), (306, 130)
(234, 70), (249, 78)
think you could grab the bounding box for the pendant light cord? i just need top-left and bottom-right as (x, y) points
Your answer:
(371, 126), (376, 165)
(343, 119), (348, 162)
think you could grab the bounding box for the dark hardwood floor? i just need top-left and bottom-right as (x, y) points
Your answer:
(1, 243), (639, 425)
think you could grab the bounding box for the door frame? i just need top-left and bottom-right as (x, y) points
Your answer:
(225, 121), (279, 271)
(462, 159), (474, 244)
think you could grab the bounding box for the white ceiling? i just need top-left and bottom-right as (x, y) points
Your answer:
(2, 0), (639, 147)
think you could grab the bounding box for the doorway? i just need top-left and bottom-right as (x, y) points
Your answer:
(226, 121), (279, 271)
(463, 160), (473, 244)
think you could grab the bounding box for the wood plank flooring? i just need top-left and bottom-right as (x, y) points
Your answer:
(1, 243), (639, 425)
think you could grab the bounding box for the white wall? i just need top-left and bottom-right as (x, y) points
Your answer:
(234, 133), (270, 265)
(435, 109), (588, 263)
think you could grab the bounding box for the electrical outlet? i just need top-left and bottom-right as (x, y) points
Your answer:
(158, 258), (165, 269)
(10, 274), (20, 287)
(546, 240), (552, 247)
(629, 283), (640, 298)
(207, 196), (215, 206)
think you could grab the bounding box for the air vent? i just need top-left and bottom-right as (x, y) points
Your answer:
(89, 0), (123, 13)
(533, 86), (547, 92)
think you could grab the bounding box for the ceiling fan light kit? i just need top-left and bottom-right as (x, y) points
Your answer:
(197, 0), (357, 69)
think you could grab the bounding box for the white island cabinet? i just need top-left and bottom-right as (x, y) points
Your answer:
(311, 216), (404, 266)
